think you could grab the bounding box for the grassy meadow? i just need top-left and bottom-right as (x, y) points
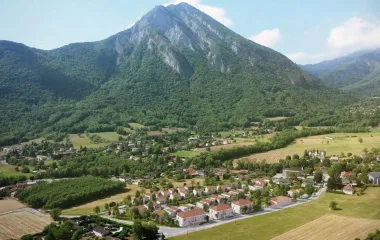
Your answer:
(171, 187), (380, 240)
(68, 132), (122, 149)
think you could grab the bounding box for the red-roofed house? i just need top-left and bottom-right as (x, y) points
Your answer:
(196, 198), (212, 209)
(153, 209), (166, 221)
(231, 199), (253, 214)
(343, 185), (355, 195)
(135, 205), (147, 214)
(176, 208), (207, 227)
(271, 196), (292, 208)
(210, 204), (233, 219)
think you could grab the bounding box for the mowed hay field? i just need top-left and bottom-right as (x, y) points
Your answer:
(171, 188), (380, 240)
(62, 184), (141, 215)
(272, 214), (380, 240)
(0, 211), (52, 240)
(0, 199), (26, 213)
(236, 130), (380, 164)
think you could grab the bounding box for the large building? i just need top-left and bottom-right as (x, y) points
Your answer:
(176, 208), (207, 227)
(368, 172), (380, 185)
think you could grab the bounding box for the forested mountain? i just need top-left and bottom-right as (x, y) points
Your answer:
(301, 48), (380, 90)
(0, 3), (352, 146)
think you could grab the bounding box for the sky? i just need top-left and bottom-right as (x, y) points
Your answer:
(1, 0), (379, 64)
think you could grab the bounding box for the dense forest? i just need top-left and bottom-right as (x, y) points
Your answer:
(17, 176), (125, 209)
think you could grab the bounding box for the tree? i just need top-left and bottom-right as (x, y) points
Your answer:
(21, 235), (33, 240)
(314, 171), (323, 183)
(329, 201), (338, 210)
(50, 208), (62, 221)
(71, 231), (81, 240)
(93, 206), (100, 215)
(105, 203), (109, 211)
(358, 137), (363, 143)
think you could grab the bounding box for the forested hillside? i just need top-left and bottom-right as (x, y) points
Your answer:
(0, 3), (354, 146)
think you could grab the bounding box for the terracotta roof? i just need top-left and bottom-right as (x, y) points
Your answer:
(211, 194), (221, 199)
(169, 207), (179, 211)
(232, 199), (252, 206)
(154, 210), (165, 215)
(135, 205), (146, 209)
(211, 204), (231, 211)
(187, 169), (198, 175)
(177, 208), (205, 218)
(254, 183), (264, 187)
(200, 198), (211, 203)
(340, 171), (352, 177)
(343, 185), (354, 190)
(271, 196), (291, 203)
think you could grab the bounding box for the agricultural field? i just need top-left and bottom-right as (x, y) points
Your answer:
(171, 187), (380, 240)
(68, 132), (122, 149)
(174, 151), (201, 158)
(128, 122), (146, 129)
(0, 211), (52, 240)
(62, 184), (141, 215)
(266, 116), (288, 121)
(272, 214), (380, 240)
(0, 164), (34, 177)
(148, 127), (186, 136)
(0, 199), (26, 213)
(236, 130), (380, 164)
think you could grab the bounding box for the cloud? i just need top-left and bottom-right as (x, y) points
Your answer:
(165, 0), (232, 27)
(286, 52), (326, 64)
(288, 17), (380, 64)
(327, 17), (380, 53)
(250, 29), (281, 47)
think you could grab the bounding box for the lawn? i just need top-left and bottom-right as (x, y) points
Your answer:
(68, 132), (122, 149)
(0, 164), (34, 177)
(62, 184), (141, 215)
(174, 151), (201, 158)
(129, 123), (146, 129)
(236, 130), (380, 164)
(171, 187), (380, 240)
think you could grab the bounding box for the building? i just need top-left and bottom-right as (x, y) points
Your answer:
(209, 204), (233, 220)
(231, 199), (253, 214)
(176, 208), (207, 227)
(135, 205), (147, 214)
(271, 196), (292, 208)
(196, 198), (212, 209)
(287, 189), (302, 198)
(282, 168), (302, 178)
(368, 172), (380, 185)
(204, 186), (217, 194)
(343, 185), (355, 195)
(302, 178), (314, 187)
(153, 209), (166, 221)
(93, 226), (110, 237)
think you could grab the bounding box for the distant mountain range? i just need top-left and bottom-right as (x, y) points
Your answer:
(301, 48), (380, 94)
(0, 3), (351, 145)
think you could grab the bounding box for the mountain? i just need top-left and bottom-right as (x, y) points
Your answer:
(0, 3), (351, 145)
(301, 48), (380, 90)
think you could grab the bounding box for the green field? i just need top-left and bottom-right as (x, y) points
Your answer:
(0, 164), (34, 177)
(129, 123), (146, 129)
(174, 151), (201, 158)
(171, 188), (380, 240)
(68, 132), (122, 149)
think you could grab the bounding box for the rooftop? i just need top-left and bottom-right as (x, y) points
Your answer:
(232, 199), (252, 206)
(177, 208), (205, 218)
(272, 196), (291, 203)
(211, 204), (232, 211)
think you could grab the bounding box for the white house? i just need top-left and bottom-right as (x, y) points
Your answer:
(193, 188), (203, 196)
(368, 172), (380, 185)
(93, 226), (110, 237)
(204, 186), (217, 194)
(343, 185), (355, 195)
(209, 204), (233, 220)
(287, 189), (302, 198)
(271, 196), (292, 208)
(176, 208), (207, 227)
(196, 198), (212, 209)
(231, 199), (253, 214)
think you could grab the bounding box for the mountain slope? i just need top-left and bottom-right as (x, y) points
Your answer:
(301, 48), (380, 89)
(0, 3), (352, 145)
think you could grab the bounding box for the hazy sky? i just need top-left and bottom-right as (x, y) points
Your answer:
(1, 0), (379, 64)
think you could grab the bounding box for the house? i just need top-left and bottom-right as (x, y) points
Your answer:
(343, 185), (355, 195)
(287, 189), (302, 198)
(93, 226), (110, 237)
(214, 168), (227, 176)
(164, 207), (179, 217)
(160, 190), (171, 198)
(193, 188), (203, 196)
(135, 205), (147, 214)
(275, 178), (291, 185)
(217, 184), (231, 192)
(302, 178), (314, 187)
(209, 204), (233, 220)
(186, 168), (199, 177)
(368, 172), (380, 185)
(196, 198), (212, 209)
(178, 188), (187, 198)
(282, 168), (302, 178)
(170, 192), (180, 200)
(271, 196), (292, 208)
(210, 194), (222, 203)
(253, 182), (265, 190)
(176, 208), (207, 227)
(231, 199), (253, 214)
(153, 209), (166, 221)
(330, 156), (339, 161)
(156, 196), (167, 204)
(143, 194), (152, 203)
(36, 155), (48, 161)
(228, 189), (241, 195)
(204, 186), (217, 194)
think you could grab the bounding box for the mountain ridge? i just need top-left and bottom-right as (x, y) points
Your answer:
(0, 3), (352, 146)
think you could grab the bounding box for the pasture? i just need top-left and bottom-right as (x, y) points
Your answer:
(0, 199), (26, 213)
(68, 132), (122, 149)
(171, 187), (380, 240)
(272, 214), (380, 240)
(0, 211), (52, 240)
(236, 131), (380, 164)
(62, 184), (141, 215)
(129, 122), (146, 129)
(0, 164), (34, 177)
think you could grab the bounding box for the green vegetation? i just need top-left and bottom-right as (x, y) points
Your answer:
(68, 132), (122, 149)
(171, 188), (380, 240)
(174, 151), (200, 158)
(17, 176), (125, 209)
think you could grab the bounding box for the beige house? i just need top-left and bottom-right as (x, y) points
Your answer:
(231, 199), (253, 214)
(176, 208), (207, 227)
(209, 204), (233, 220)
